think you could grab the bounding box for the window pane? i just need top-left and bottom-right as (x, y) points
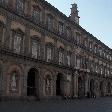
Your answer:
(47, 47), (52, 62)
(67, 55), (70, 66)
(32, 41), (38, 58)
(33, 9), (40, 22)
(14, 35), (22, 53)
(59, 23), (63, 35)
(48, 17), (53, 29)
(59, 52), (64, 64)
(17, 0), (24, 13)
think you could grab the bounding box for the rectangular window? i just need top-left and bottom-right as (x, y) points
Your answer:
(59, 23), (64, 35)
(32, 9), (40, 23)
(67, 55), (71, 66)
(66, 28), (71, 38)
(16, 0), (24, 14)
(95, 65), (98, 73)
(84, 40), (87, 47)
(14, 35), (22, 53)
(32, 41), (38, 58)
(59, 52), (64, 65)
(76, 57), (80, 68)
(94, 46), (97, 53)
(0, 0), (7, 4)
(76, 33), (80, 44)
(48, 16), (53, 30)
(101, 67), (103, 74)
(89, 43), (92, 51)
(47, 47), (52, 62)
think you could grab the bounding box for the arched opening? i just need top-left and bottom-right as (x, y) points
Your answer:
(27, 68), (38, 96)
(90, 79), (95, 98)
(100, 81), (104, 96)
(56, 73), (63, 96)
(78, 76), (85, 98)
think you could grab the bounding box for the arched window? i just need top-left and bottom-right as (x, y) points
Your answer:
(45, 75), (51, 96)
(10, 71), (19, 92)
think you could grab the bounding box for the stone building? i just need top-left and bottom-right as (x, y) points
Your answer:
(0, 0), (112, 100)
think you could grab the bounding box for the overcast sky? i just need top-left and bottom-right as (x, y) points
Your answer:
(46, 0), (112, 49)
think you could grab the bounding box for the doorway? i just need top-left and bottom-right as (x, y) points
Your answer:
(56, 73), (62, 96)
(27, 68), (38, 96)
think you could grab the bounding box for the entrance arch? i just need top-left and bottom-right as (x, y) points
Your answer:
(90, 79), (95, 98)
(56, 73), (63, 96)
(78, 76), (85, 98)
(27, 68), (38, 96)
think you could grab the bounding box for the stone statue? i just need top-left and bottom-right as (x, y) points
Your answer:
(11, 73), (17, 90)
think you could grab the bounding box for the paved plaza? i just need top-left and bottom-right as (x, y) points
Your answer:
(0, 97), (112, 112)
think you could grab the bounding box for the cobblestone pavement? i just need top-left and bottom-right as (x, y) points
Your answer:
(0, 97), (112, 112)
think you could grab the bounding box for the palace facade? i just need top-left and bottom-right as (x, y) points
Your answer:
(0, 0), (112, 100)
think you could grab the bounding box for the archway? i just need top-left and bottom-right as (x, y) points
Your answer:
(56, 73), (63, 96)
(90, 79), (95, 98)
(100, 81), (104, 96)
(78, 76), (85, 98)
(27, 68), (38, 96)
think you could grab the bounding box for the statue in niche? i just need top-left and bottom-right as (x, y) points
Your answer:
(11, 72), (17, 91)
(45, 76), (51, 95)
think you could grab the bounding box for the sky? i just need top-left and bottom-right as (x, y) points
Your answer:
(46, 0), (112, 49)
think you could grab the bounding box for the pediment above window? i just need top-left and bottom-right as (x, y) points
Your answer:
(47, 13), (53, 19)
(12, 28), (24, 35)
(32, 5), (41, 11)
(31, 36), (40, 42)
